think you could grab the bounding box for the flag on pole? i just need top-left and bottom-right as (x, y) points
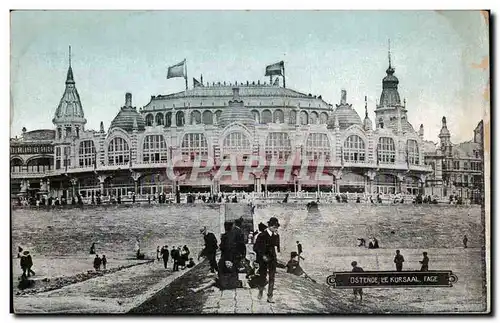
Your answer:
(265, 61), (284, 76)
(193, 77), (203, 88)
(167, 59), (186, 79)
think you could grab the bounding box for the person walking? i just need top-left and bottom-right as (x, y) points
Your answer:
(101, 255), (107, 270)
(199, 227), (219, 273)
(394, 250), (405, 272)
(296, 241), (303, 256)
(156, 246), (161, 262)
(351, 261), (364, 302)
(463, 235), (468, 248)
(161, 245), (169, 269)
(93, 255), (101, 271)
(419, 252), (429, 271)
(254, 216), (280, 303)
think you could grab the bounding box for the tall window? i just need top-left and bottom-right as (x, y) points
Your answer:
(222, 132), (252, 159)
(305, 133), (331, 161)
(79, 140), (96, 167)
(261, 110), (272, 124)
(176, 111), (185, 127)
(251, 110), (260, 124)
(145, 114), (154, 126)
(165, 112), (172, 127)
(143, 135), (167, 163)
(56, 147), (61, 169)
(108, 137), (130, 165)
(289, 110), (297, 125)
(407, 139), (419, 165)
(300, 111), (309, 125)
(453, 161), (460, 170)
(319, 112), (329, 124)
(181, 133), (209, 161)
(377, 137), (396, 164)
(265, 132), (292, 160)
(202, 110), (213, 125)
(63, 146), (71, 167)
(343, 135), (365, 163)
(191, 111), (201, 125)
(273, 109), (284, 123)
(309, 111), (318, 124)
(155, 113), (164, 126)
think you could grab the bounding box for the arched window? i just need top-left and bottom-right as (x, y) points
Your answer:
(155, 113), (164, 126)
(377, 137), (396, 164)
(27, 157), (52, 173)
(273, 109), (284, 123)
(305, 133), (331, 161)
(143, 135), (167, 163)
(181, 133), (209, 161)
(165, 112), (172, 127)
(145, 114), (154, 127)
(10, 157), (23, 173)
(79, 140), (96, 167)
(289, 110), (297, 125)
(300, 111), (309, 125)
(310, 111), (319, 124)
(222, 131), (252, 159)
(261, 109), (272, 124)
(265, 132), (292, 160)
(407, 139), (419, 165)
(343, 135), (366, 163)
(215, 110), (222, 124)
(319, 112), (329, 124)
(202, 110), (213, 125)
(176, 111), (185, 127)
(251, 110), (260, 124)
(108, 137), (130, 165)
(191, 110), (201, 125)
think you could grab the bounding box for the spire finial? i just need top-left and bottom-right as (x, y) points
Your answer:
(388, 39), (391, 68)
(69, 45), (72, 67)
(365, 95), (368, 118)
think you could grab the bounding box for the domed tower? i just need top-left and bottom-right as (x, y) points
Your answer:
(109, 93), (146, 133)
(363, 96), (373, 131)
(52, 46), (87, 140)
(328, 89), (362, 130)
(374, 41), (411, 132)
(439, 116), (452, 156)
(218, 87), (255, 129)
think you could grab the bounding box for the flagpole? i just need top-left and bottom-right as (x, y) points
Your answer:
(184, 59), (188, 91)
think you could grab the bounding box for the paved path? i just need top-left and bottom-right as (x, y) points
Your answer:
(14, 259), (199, 314)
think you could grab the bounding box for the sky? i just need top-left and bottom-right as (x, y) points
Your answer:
(10, 10), (489, 144)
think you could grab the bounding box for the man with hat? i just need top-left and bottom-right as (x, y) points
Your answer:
(199, 226), (219, 273)
(253, 216), (280, 303)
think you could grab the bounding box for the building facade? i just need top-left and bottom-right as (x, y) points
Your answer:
(11, 54), (441, 201)
(423, 118), (484, 203)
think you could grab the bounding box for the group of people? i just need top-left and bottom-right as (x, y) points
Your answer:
(357, 237), (380, 249)
(93, 254), (107, 271)
(157, 245), (195, 271)
(194, 216), (282, 303)
(18, 247), (35, 279)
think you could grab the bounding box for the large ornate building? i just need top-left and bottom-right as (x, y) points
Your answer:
(11, 53), (439, 201)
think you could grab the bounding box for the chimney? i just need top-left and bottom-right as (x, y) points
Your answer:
(125, 93), (132, 107)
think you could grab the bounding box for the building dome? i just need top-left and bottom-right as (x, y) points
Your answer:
(329, 90), (362, 130)
(218, 87), (255, 129)
(333, 105), (362, 130)
(109, 93), (146, 132)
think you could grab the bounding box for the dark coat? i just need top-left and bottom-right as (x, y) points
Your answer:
(253, 230), (279, 263)
(203, 232), (218, 254)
